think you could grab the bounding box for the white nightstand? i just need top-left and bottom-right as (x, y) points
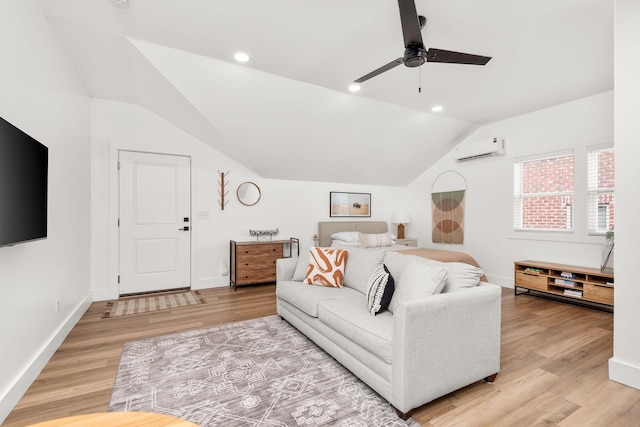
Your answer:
(396, 238), (417, 247)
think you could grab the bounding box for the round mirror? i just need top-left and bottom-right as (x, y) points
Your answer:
(237, 181), (261, 206)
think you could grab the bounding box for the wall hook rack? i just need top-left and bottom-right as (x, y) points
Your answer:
(218, 170), (229, 210)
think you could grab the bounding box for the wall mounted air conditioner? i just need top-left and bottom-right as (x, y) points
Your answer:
(454, 137), (505, 161)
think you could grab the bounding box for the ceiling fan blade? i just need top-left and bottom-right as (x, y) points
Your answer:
(426, 48), (491, 65)
(398, 0), (424, 48)
(354, 58), (404, 83)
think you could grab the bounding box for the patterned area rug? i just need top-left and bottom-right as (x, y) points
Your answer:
(109, 316), (418, 426)
(102, 290), (205, 319)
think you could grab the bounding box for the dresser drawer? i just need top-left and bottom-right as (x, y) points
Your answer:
(515, 271), (548, 291)
(236, 243), (282, 258)
(236, 257), (277, 274)
(235, 269), (275, 285)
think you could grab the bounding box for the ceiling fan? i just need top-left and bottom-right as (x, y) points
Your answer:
(354, 0), (491, 84)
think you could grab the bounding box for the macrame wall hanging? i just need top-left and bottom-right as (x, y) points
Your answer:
(431, 170), (467, 244)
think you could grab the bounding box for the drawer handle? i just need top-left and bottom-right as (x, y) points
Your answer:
(523, 272), (538, 276)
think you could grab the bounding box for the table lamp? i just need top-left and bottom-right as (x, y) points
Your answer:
(392, 210), (411, 239)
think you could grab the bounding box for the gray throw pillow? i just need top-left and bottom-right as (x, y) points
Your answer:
(343, 248), (385, 294)
(388, 262), (448, 313)
(383, 251), (442, 283)
(442, 262), (484, 292)
(292, 252), (311, 281)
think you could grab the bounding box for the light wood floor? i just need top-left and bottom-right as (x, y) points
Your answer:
(5, 285), (640, 426)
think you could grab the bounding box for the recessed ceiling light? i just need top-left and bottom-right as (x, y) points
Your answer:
(234, 52), (250, 63)
(348, 84), (361, 92)
(107, 0), (128, 7)
(431, 105), (443, 113)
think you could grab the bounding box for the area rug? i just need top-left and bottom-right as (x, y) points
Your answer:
(102, 290), (205, 319)
(109, 315), (418, 426)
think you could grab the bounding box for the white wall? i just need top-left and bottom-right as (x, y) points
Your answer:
(2, 4), (633, 423)
(406, 91), (613, 286)
(609, 0), (640, 390)
(0, 0), (92, 422)
(91, 99), (403, 300)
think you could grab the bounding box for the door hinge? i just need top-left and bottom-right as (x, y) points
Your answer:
(117, 218), (120, 227)
(117, 161), (120, 170)
(117, 275), (120, 284)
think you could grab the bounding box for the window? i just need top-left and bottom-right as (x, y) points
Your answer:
(588, 146), (615, 234)
(513, 150), (575, 231)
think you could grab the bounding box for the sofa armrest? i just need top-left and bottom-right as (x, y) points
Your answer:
(276, 257), (297, 282)
(391, 283), (502, 413)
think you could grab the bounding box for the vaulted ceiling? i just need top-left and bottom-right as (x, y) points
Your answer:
(38, 0), (613, 186)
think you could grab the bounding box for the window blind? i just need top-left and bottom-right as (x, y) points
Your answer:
(587, 146), (615, 235)
(513, 150), (575, 231)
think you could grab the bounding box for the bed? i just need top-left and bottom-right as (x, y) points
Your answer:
(317, 221), (487, 281)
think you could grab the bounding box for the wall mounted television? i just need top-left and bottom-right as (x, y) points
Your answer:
(0, 116), (48, 247)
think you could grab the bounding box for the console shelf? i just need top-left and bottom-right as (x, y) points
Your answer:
(514, 260), (613, 308)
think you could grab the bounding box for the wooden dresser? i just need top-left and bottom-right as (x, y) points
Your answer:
(230, 238), (299, 289)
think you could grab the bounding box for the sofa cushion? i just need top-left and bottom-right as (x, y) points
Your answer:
(304, 247), (348, 287)
(383, 251), (442, 283)
(366, 264), (395, 315)
(277, 280), (361, 318)
(388, 262), (448, 313)
(384, 251), (486, 294)
(317, 297), (394, 364)
(442, 262), (484, 292)
(343, 248), (386, 294)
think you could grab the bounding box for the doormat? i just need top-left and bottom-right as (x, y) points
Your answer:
(102, 290), (206, 319)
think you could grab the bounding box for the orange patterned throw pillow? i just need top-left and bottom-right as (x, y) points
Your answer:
(304, 247), (349, 288)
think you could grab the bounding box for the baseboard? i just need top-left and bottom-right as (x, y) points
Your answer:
(92, 287), (117, 302)
(485, 273), (513, 288)
(609, 357), (640, 391)
(92, 278), (229, 302)
(0, 293), (93, 424)
(192, 276), (229, 290)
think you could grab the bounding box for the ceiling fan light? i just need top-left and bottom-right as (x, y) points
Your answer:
(348, 84), (361, 92)
(234, 52), (250, 63)
(431, 105), (443, 113)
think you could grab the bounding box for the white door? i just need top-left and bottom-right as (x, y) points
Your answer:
(119, 151), (191, 295)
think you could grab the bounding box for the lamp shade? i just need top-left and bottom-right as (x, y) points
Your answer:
(392, 210), (411, 224)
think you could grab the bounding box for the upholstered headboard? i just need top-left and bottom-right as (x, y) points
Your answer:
(317, 221), (388, 247)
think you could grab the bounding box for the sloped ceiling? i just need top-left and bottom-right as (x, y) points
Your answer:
(38, 0), (613, 186)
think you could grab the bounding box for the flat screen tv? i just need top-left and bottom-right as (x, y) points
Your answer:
(0, 116), (48, 247)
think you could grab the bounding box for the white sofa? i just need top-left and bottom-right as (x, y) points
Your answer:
(275, 249), (502, 418)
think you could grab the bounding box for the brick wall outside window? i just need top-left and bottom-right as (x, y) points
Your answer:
(591, 149), (615, 232)
(520, 155), (574, 230)
(515, 148), (615, 233)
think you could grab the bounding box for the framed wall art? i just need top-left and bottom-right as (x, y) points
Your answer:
(431, 170), (467, 244)
(330, 192), (371, 217)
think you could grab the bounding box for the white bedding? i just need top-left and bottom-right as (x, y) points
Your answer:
(330, 241), (410, 251)
(329, 231), (405, 251)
